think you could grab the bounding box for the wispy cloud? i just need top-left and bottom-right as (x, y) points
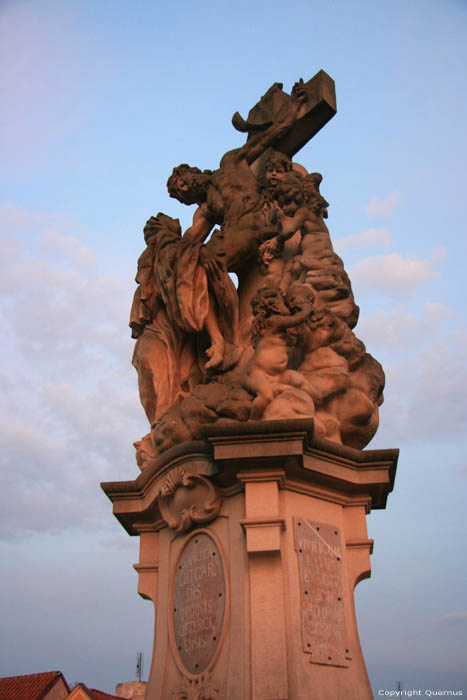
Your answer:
(438, 611), (467, 625)
(39, 225), (96, 267)
(0, 204), (146, 539)
(364, 191), (400, 218)
(357, 294), (467, 441)
(378, 337), (467, 440)
(350, 247), (445, 294)
(334, 227), (393, 254)
(358, 302), (454, 348)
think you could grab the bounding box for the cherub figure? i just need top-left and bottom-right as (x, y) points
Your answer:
(241, 286), (315, 419)
(258, 172), (358, 325)
(260, 172), (334, 279)
(256, 148), (294, 201)
(286, 283), (383, 446)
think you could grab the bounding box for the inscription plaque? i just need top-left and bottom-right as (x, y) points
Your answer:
(294, 517), (349, 667)
(172, 532), (226, 676)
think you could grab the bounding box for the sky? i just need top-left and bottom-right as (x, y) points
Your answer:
(0, 0), (466, 695)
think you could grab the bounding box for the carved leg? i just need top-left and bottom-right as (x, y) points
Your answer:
(132, 337), (158, 424)
(204, 294), (226, 369)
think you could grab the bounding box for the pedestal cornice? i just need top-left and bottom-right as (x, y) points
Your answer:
(101, 419), (398, 535)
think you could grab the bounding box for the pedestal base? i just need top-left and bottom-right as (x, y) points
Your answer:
(102, 420), (398, 700)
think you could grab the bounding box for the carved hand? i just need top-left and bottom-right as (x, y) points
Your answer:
(199, 246), (225, 277)
(262, 238), (281, 254)
(297, 301), (314, 316)
(291, 78), (307, 103)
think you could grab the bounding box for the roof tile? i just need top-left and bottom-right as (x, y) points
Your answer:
(87, 689), (121, 700)
(0, 671), (68, 700)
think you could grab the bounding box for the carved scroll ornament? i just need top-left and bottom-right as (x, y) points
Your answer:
(158, 467), (222, 533)
(171, 672), (220, 700)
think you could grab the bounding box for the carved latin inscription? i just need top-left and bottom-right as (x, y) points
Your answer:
(294, 517), (349, 667)
(172, 533), (226, 676)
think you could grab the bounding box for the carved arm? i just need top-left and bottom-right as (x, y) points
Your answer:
(181, 202), (216, 244)
(239, 82), (308, 165)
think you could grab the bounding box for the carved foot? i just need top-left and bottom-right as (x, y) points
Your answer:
(205, 341), (225, 370)
(221, 342), (241, 372)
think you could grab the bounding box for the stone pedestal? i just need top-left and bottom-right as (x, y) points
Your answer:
(102, 419), (398, 700)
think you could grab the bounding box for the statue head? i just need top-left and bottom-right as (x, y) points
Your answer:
(286, 283), (315, 313)
(167, 164), (213, 205)
(251, 286), (288, 317)
(250, 286), (289, 347)
(143, 213), (181, 244)
(303, 172), (329, 217)
(257, 149), (293, 193)
(274, 176), (305, 216)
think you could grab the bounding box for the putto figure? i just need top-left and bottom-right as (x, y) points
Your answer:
(241, 286), (315, 420)
(130, 71), (385, 466)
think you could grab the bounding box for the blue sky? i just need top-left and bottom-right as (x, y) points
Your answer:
(1, 0), (466, 694)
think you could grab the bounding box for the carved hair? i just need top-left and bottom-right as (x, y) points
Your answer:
(286, 283), (315, 307)
(274, 175), (306, 208)
(256, 149), (293, 196)
(250, 286), (287, 347)
(251, 285), (286, 314)
(287, 283), (327, 329)
(167, 164), (212, 203)
(302, 172), (329, 217)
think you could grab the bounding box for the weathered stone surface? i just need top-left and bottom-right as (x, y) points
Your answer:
(114, 681), (147, 700)
(172, 533), (226, 676)
(130, 70), (385, 466)
(294, 517), (349, 667)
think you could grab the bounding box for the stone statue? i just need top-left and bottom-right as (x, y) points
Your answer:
(130, 71), (385, 467)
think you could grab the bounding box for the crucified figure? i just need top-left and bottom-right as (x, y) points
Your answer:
(166, 80), (309, 275)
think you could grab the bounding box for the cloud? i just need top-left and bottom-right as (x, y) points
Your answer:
(410, 341), (467, 433)
(364, 191), (400, 218)
(378, 335), (467, 441)
(438, 611), (467, 625)
(0, 201), (48, 232)
(358, 307), (420, 348)
(98, 535), (137, 551)
(350, 247), (445, 293)
(358, 302), (454, 348)
(423, 301), (454, 323)
(0, 203), (132, 372)
(39, 225), (96, 267)
(356, 295), (467, 441)
(0, 204), (147, 539)
(334, 227), (393, 254)
(0, 367), (145, 540)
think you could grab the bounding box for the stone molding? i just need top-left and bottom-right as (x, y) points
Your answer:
(346, 538), (374, 554)
(239, 517), (286, 553)
(101, 419), (398, 536)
